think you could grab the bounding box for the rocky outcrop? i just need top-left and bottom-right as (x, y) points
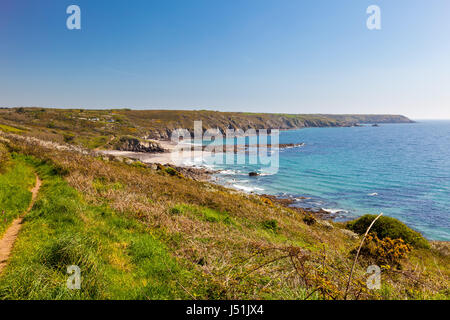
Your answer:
(114, 136), (165, 153)
(341, 229), (359, 239)
(318, 220), (334, 230)
(430, 241), (450, 257)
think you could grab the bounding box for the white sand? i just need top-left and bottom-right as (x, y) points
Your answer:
(98, 140), (213, 167)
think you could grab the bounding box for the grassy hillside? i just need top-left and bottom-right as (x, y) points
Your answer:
(0, 155), (205, 299)
(0, 148), (35, 237)
(0, 108), (413, 150)
(0, 133), (447, 300)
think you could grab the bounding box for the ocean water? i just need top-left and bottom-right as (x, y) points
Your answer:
(206, 121), (450, 241)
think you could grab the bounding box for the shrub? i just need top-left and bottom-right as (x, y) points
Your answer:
(347, 214), (429, 249)
(358, 234), (412, 268)
(63, 133), (75, 143)
(261, 197), (274, 206)
(165, 167), (177, 176)
(164, 166), (184, 178)
(131, 161), (147, 168)
(262, 219), (278, 232)
(169, 205), (183, 215)
(303, 214), (316, 226)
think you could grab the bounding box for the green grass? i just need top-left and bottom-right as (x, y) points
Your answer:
(0, 154), (35, 236)
(0, 157), (207, 299)
(170, 203), (234, 225)
(92, 178), (123, 192)
(76, 135), (110, 149)
(0, 124), (24, 133)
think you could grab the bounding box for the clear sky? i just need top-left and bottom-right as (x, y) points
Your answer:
(1, 0), (449, 119)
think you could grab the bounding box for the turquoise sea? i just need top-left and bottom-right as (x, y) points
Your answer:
(206, 121), (450, 241)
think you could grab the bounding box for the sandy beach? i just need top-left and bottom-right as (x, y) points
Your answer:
(98, 140), (211, 167)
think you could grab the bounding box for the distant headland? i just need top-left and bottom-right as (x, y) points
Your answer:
(0, 107), (413, 144)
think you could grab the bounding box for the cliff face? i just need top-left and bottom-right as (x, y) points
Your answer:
(321, 114), (414, 124)
(135, 112), (414, 140)
(143, 117), (345, 140)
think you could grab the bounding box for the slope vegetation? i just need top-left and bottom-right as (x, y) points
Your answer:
(0, 133), (446, 300)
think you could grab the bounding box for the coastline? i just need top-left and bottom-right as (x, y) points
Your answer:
(1, 119), (449, 299)
(97, 132), (449, 242)
(98, 140), (304, 167)
(98, 140), (341, 220)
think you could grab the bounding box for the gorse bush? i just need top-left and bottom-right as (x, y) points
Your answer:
(359, 234), (412, 268)
(260, 197), (274, 206)
(347, 214), (429, 249)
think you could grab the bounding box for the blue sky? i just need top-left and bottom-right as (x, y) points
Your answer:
(0, 0), (449, 119)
